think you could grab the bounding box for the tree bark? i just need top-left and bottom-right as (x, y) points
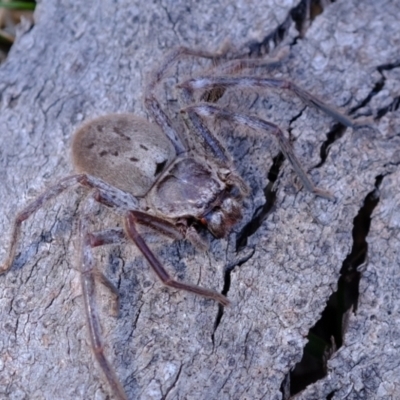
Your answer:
(0, 0), (399, 399)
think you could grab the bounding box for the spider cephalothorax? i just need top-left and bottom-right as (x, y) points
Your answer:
(148, 156), (245, 238)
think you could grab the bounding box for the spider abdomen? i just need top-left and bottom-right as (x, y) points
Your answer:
(72, 114), (176, 197)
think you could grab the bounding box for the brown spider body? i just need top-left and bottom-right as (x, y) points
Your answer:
(1, 46), (362, 400)
(73, 113), (244, 241)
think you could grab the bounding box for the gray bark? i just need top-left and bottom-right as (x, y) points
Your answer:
(0, 0), (399, 399)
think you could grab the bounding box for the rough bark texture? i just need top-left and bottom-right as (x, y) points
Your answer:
(0, 0), (399, 399)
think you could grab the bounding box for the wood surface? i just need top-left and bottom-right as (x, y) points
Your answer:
(0, 0), (399, 399)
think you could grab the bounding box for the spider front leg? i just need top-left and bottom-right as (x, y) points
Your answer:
(143, 45), (263, 168)
(184, 104), (335, 200)
(124, 212), (230, 307)
(78, 204), (206, 400)
(144, 46), (228, 155)
(90, 189), (230, 305)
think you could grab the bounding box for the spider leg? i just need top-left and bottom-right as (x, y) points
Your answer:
(79, 201), (210, 399)
(203, 46), (290, 76)
(83, 228), (126, 316)
(146, 45), (312, 169)
(93, 190), (190, 243)
(88, 228), (126, 247)
(129, 211), (209, 250)
(88, 213), (184, 247)
(181, 97), (232, 163)
(89, 239), (124, 314)
(88, 189), (221, 303)
(87, 204), (222, 306)
(123, 210), (184, 241)
(144, 47), (227, 155)
(194, 54), (285, 106)
(177, 96), (248, 194)
(184, 104), (335, 200)
(79, 197), (128, 400)
(144, 46), (252, 184)
(124, 212), (230, 306)
(0, 175), (85, 274)
(0, 174), (139, 274)
(147, 47), (227, 94)
(180, 76), (358, 128)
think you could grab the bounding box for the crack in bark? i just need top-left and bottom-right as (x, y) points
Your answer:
(287, 175), (383, 396)
(376, 95), (400, 119)
(326, 390), (336, 400)
(212, 248), (255, 342)
(350, 61), (400, 120)
(160, 363), (183, 400)
(315, 123), (347, 168)
(316, 66), (390, 169)
(246, 0), (335, 56)
(350, 78), (385, 116)
(235, 154), (283, 252)
(267, 11), (400, 177)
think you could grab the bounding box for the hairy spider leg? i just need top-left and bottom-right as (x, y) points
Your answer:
(0, 174), (140, 274)
(143, 46), (249, 192)
(179, 74), (368, 199)
(180, 76), (358, 128)
(79, 196), (128, 400)
(1, 172), (230, 400)
(144, 46), (237, 162)
(145, 45), (293, 175)
(144, 46), (227, 155)
(203, 46), (290, 77)
(124, 212), (229, 306)
(84, 188), (229, 306)
(185, 104), (335, 200)
(78, 199), (230, 397)
(0, 175), (88, 274)
(79, 195), (196, 400)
